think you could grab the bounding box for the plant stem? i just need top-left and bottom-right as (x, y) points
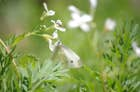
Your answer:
(0, 38), (20, 79)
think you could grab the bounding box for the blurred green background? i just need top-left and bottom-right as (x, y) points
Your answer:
(0, 0), (140, 61)
(0, 0), (140, 92)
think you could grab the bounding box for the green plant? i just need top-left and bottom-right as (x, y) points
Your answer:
(0, 1), (140, 92)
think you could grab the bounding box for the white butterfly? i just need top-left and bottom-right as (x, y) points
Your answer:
(60, 45), (82, 68)
(48, 39), (82, 68)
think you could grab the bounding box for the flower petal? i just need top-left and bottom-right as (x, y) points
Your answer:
(105, 18), (116, 31)
(47, 10), (55, 16)
(68, 5), (80, 14)
(56, 20), (62, 26)
(71, 13), (81, 20)
(80, 23), (90, 32)
(52, 30), (58, 39)
(51, 20), (66, 32)
(90, 0), (97, 9)
(56, 26), (66, 32)
(68, 20), (80, 28)
(43, 2), (48, 12)
(80, 14), (93, 22)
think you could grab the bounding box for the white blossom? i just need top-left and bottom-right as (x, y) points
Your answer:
(105, 18), (116, 31)
(132, 42), (140, 57)
(56, 20), (62, 25)
(51, 20), (66, 32)
(47, 10), (55, 16)
(68, 5), (92, 32)
(90, 0), (97, 9)
(43, 2), (48, 12)
(43, 2), (55, 16)
(52, 30), (58, 39)
(40, 2), (55, 20)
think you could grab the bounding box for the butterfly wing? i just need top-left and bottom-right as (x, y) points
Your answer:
(60, 45), (82, 68)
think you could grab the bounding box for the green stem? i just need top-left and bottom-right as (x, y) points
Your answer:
(101, 72), (107, 92)
(0, 38), (20, 79)
(12, 25), (54, 47)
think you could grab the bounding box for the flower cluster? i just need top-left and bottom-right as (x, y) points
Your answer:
(40, 2), (82, 68)
(51, 20), (66, 32)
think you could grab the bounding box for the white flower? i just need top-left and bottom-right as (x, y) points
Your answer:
(51, 20), (66, 32)
(90, 0), (97, 9)
(60, 45), (82, 68)
(52, 30), (58, 39)
(105, 18), (116, 31)
(68, 5), (92, 32)
(47, 10), (55, 16)
(132, 42), (140, 57)
(56, 20), (62, 25)
(40, 2), (55, 20)
(43, 2), (55, 16)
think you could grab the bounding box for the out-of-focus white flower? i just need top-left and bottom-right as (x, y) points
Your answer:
(51, 20), (66, 32)
(52, 30), (58, 39)
(90, 0), (97, 9)
(60, 45), (82, 68)
(68, 14), (92, 32)
(43, 2), (55, 16)
(68, 5), (93, 32)
(132, 42), (140, 57)
(105, 18), (116, 31)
